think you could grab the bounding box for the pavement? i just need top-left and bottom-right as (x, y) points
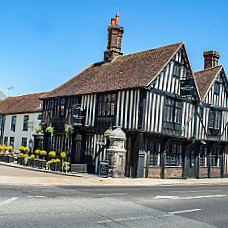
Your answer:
(1, 161), (228, 186)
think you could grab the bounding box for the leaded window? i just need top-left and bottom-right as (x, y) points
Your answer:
(165, 144), (182, 167)
(60, 98), (65, 117)
(148, 142), (161, 166)
(164, 97), (182, 125)
(214, 82), (220, 95)
(96, 93), (117, 128)
(208, 109), (221, 129)
(173, 63), (181, 77)
(208, 109), (221, 136)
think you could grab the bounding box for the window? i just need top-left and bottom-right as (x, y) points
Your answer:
(211, 147), (221, 167)
(97, 93), (116, 117)
(9, 137), (14, 147)
(164, 97), (182, 124)
(11, 116), (16, 132)
(60, 98), (65, 117)
(214, 82), (220, 95)
(148, 142), (161, 166)
(23, 115), (29, 131)
(96, 93), (117, 128)
(173, 63), (181, 77)
(4, 137), (8, 146)
(22, 138), (27, 147)
(0, 116), (3, 130)
(209, 109), (221, 129)
(200, 147), (208, 167)
(38, 114), (42, 120)
(165, 144), (182, 167)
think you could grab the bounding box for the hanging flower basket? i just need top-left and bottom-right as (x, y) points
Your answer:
(104, 129), (112, 137)
(35, 126), (43, 134)
(46, 126), (54, 137)
(65, 125), (74, 137)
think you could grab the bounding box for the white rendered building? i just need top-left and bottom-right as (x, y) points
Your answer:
(0, 92), (46, 152)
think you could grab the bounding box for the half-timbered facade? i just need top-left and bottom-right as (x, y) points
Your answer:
(40, 14), (228, 178)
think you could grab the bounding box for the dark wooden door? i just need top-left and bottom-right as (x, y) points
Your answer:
(185, 149), (196, 178)
(72, 134), (82, 163)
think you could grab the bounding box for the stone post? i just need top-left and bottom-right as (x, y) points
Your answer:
(107, 128), (127, 178)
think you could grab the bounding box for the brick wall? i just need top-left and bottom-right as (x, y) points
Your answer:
(148, 167), (161, 178)
(164, 167), (182, 178)
(211, 167), (221, 177)
(199, 167), (208, 178)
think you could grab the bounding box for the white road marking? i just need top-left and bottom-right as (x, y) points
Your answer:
(96, 215), (157, 224)
(154, 194), (226, 200)
(0, 197), (18, 206)
(27, 195), (45, 198)
(169, 209), (202, 214)
(98, 193), (127, 196)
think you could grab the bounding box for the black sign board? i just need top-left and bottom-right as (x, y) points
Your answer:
(72, 107), (84, 126)
(180, 79), (195, 98)
(99, 161), (109, 178)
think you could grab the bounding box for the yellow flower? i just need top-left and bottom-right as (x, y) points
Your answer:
(25, 147), (30, 152)
(8, 146), (14, 152)
(34, 149), (40, 155)
(60, 152), (66, 159)
(48, 151), (56, 158)
(54, 158), (61, 163)
(40, 150), (47, 156)
(18, 146), (25, 152)
(30, 154), (35, 159)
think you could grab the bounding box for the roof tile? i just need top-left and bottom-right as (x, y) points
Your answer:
(41, 42), (183, 99)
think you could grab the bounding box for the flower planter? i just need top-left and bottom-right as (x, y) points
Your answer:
(39, 160), (46, 169)
(0, 154), (4, 162)
(50, 162), (61, 171)
(34, 159), (40, 168)
(8, 156), (14, 163)
(4, 155), (9, 163)
(17, 157), (24, 165)
(27, 159), (34, 167)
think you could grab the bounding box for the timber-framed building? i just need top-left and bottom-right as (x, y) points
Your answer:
(40, 14), (228, 178)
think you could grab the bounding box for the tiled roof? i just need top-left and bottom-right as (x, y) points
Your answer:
(194, 65), (223, 101)
(41, 42), (184, 99)
(0, 92), (47, 115)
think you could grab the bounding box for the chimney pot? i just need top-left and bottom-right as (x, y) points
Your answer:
(115, 13), (119, 25)
(203, 51), (220, 69)
(111, 18), (115, 25)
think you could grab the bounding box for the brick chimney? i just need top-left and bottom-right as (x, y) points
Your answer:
(203, 51), (220, 69)
(104, 13), (124, 62)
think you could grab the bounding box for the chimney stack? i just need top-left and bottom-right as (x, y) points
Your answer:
(203, 51), (220, 69)
(104, 13), (124, 62)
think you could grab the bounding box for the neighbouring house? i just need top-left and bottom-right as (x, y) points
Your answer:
(40, 14), (228, 178)
(0, 92), (46, 152)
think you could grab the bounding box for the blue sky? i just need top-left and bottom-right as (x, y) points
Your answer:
(0, 0), (227, 96)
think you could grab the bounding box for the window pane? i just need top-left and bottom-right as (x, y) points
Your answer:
(23, 115), (29, 131)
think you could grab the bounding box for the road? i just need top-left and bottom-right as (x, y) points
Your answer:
(0, 166), (228, 227)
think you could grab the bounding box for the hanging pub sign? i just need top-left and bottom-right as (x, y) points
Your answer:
(72, 106), (84, 126)
(180, 79), (195, 98)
